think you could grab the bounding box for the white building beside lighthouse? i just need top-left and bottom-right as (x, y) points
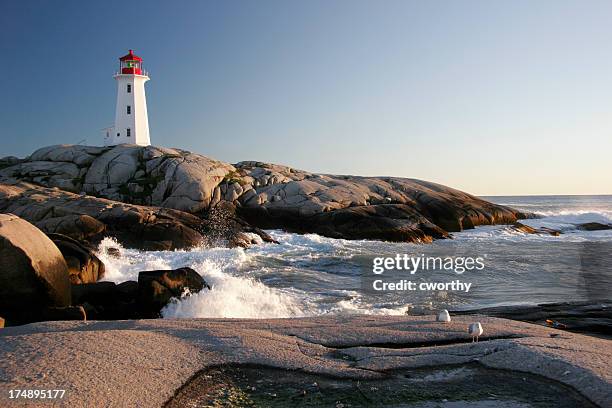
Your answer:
(103, 50), (151, 146)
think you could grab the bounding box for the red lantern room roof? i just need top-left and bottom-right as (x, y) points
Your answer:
(119, 50), (142, 61)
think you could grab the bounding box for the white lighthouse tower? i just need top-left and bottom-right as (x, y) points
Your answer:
(104, 50), (151, 146)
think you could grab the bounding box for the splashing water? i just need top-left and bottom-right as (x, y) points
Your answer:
(94, 195), (612, 319)
(161, 259), (307, 318)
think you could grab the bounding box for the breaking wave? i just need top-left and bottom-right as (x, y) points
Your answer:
(93, 195), (612, 319)
(96, 236), (410, 319)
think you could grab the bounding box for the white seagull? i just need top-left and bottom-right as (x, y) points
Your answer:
(468, 322), (483, 342)
(437, 309), (451, 323)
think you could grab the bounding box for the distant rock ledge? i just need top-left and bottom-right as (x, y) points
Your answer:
(0, 144), (526, 245)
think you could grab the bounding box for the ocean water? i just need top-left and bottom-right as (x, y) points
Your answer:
(96, 195), (612, 319)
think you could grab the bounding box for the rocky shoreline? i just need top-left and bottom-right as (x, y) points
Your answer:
(0, 212), (609, 406)
(0, 144), (610, 407)
(0, 213), (215, 325)
(0, 315), (610, 407)
(0, 144), (532, 327)
(1, 144), (527, 245)
(0, 181), (273, 251)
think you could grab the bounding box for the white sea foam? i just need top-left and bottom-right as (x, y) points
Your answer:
(96, 238), (307, 319)
(94, 234), (412, 319)
(92, 196), (612, 319)
(96, 237), (174, 282)
(532, 210), (612, 223)
(161, 258), (307, 319)
(520, 211), (612, 235)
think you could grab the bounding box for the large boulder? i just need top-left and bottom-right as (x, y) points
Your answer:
(0, 214), (71, 323)
(138, 267), (210, 318)
(83, 145), (141, 198)
(47, 233), (105, 284)
(71, 281), (139, 320)
(144, 147), (235, 212)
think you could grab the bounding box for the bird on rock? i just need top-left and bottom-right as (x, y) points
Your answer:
(468, 322), (483, 342)
(437, 309), (451, 323)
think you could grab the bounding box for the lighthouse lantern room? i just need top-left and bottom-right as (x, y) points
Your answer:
(104, 50), (151, 146)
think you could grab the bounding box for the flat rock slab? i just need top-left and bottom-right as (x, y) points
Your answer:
(0, 315), (610, 407)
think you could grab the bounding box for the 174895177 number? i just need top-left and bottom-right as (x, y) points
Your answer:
(8, 389), (66, 399)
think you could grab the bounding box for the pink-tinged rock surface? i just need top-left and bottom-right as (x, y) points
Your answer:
(0, 315), (609, 407)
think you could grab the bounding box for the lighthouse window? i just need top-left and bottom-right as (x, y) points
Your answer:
(127, 84), (131, 93)
(127, 105), (131, 115)
(126, 128), (131, 137)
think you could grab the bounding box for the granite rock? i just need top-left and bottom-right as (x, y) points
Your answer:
(0, 214), (71, 324)
(1, 145), (527, 243)
(47, 233), (105, 284)
(0, 315), (609, 407)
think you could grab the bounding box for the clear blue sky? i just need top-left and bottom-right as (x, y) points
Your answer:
(1, 0), (611, 195)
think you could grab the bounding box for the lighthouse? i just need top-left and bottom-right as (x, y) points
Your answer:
(104, 50), (151, 146)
